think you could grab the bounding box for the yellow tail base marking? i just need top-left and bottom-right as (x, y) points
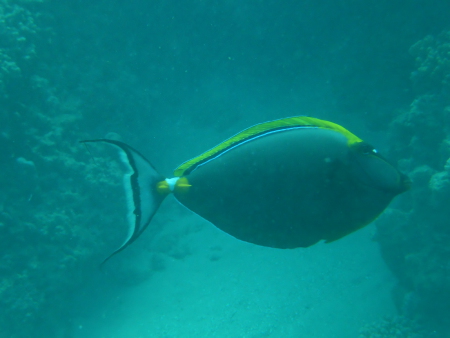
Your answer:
(175, 177), (191, 194)
(156, 180), (171, 196)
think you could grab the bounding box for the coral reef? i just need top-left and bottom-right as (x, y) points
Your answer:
(0, 0), (41, 100)
(409, 31), (450, 95)
(0, 98), (124, 335)
(375, 30), (450, 335)
(0, 1), (129, 336)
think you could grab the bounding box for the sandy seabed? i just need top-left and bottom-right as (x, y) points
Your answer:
(75, 211), (396, 338)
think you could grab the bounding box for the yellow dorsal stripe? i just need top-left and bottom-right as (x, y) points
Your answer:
(173, 116), (363, 177)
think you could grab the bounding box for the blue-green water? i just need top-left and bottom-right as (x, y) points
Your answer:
(1, 1), (450, 337)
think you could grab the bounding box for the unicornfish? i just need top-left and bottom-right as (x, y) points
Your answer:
(82, 116), (410, 264)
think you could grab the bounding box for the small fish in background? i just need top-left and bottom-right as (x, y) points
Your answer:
(82, 116), (410, 265)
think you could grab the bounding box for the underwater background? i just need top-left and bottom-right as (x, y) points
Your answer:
(1, 0), (450, 337)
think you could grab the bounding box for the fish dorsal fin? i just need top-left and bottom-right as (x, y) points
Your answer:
(174, 116), (362, 176)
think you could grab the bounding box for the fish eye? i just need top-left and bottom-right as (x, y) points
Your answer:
(355, 142), (376, 155)
(363, 148), (377, 155)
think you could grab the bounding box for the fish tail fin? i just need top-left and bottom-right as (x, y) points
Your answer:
(80, 139), (169, 266)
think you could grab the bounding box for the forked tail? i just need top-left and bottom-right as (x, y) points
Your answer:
(81, 139), (168, 266)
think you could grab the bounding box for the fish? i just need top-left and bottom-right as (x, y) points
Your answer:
(82, 116), (410, 264)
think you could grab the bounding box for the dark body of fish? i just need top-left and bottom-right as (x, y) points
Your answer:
(82, 116), (410, 264)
